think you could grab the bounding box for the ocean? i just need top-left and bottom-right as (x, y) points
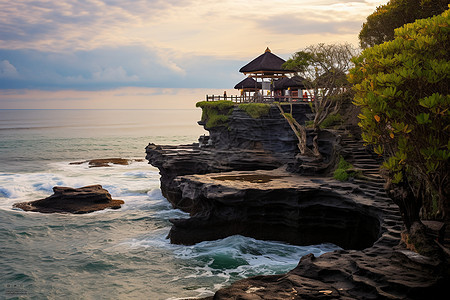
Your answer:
(0, 109), (340, 299)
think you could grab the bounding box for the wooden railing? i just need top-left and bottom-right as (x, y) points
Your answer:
(205, 95), (313, 103)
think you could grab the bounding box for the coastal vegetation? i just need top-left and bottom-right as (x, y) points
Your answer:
(283, 43), (358, 157)
(196, 101), (272, 128)
(359, 0), (449, 48)
(306, 113), (343, 129)
(333, 156), (360, 181)
(349, 7), (449, 247)
(238, 103), (271, 119)
(196, 100), (234, 128)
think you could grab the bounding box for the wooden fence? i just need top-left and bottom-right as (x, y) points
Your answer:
(205, 95), (313, 103)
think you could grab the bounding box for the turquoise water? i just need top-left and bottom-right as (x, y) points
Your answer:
(0, 109), (340, 299)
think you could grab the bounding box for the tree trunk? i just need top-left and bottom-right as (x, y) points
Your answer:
(312, 127), (322, 158)
(385, 179), (422, 231)
(276, 103), (313, 156)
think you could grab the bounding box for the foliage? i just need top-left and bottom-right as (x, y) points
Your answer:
(349, 9), (450, 220)
(306, 113), (343, 129)
(238, 103), (271, 119)
(333, 168), (349, 181)
(196, 100), (235, 128)
(283, 44), (357, 130)
(283, 43), (358, 157)
(333, 156), (358, 181)
(359, 0), (449, 49)
(337, 156), (353, 170)
(319, 113), (343, 129)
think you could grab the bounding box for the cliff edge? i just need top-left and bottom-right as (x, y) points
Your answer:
(146, 102), (448, 299)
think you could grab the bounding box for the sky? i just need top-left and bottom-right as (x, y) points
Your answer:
(0, 0), (387, 109)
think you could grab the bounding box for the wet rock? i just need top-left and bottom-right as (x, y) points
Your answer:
(13, 185), (124, 214)
(69, 158), (144, 167)
(208, 249), (447, 299)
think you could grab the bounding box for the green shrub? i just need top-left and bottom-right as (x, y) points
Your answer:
(238, 103), (271, 119)
(349, 8), (450, 223)
(320, 113), (343, 129)
(333, 156), (355, 181)
(333, 168), (349, 181)
(337, 156), (352, 170)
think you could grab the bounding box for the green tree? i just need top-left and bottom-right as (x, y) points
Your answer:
(283, 43), (358, 157)
(349, 9), (450, 234)
(359, 0), (449, 49)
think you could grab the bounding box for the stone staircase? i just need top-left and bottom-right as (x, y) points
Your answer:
(336, 128), (449, 250)
(336, 129), (404, 248)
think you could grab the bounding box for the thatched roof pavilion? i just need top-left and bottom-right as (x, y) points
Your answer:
(234, 77), (262, 91)
(239, 47), (294, 79)
(273, 76), (306, 90)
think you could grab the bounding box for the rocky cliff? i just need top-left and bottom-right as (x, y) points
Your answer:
(145, 102), (448, 299)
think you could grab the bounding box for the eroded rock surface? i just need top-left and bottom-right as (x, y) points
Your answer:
(13, 185), (124, 214)
(207, 249), (445, 300)
(167, 169), (391, 250)
(145, 103), (448, 299)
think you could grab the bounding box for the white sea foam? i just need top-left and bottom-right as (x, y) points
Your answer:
(0, 109), (343, 299)
(0, 159), (162, 211)
(126, 233), (341, 289)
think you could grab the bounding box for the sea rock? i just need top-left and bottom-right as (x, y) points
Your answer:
(13, 185), (124, 214)
(69, 158), (144, 167)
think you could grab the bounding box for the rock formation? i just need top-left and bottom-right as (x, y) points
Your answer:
(13, 185), (124, 214)
(69, 158), (144, 167)
(145, 102), (448, 299)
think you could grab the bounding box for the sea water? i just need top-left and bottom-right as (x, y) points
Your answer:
(0, 109), (340, 299)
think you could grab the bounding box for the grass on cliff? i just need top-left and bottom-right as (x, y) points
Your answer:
(196, 100), (235, 128)
(238, 103), (271, 119)
(306, 113), (343, 129)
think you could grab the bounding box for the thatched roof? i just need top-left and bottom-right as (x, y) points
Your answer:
(273, 76), (306, 90)
(239, 47), (291, 74)
(234, 77), (262, 90)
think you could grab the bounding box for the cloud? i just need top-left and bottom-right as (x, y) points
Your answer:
(0, 0), (388, 92)
(0, 45), (245, 90)
(258, 13), (362, 36)
(0, 60), (19, 78)
(92, 66), (139, 82)
(0, 0), (196, 51)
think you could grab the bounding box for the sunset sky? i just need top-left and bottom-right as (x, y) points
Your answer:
(0, 0), (387, 109)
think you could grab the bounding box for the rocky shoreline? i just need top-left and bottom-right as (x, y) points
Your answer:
(145, 103), (447, 299)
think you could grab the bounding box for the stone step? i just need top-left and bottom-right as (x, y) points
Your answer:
(350, 153), (373, 157)
(351, 159), (381, 165)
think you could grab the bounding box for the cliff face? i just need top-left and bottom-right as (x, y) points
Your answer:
(204, 104), (312, 154)
(167, 170), (384, 250)
(145, 102), (448, 299)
